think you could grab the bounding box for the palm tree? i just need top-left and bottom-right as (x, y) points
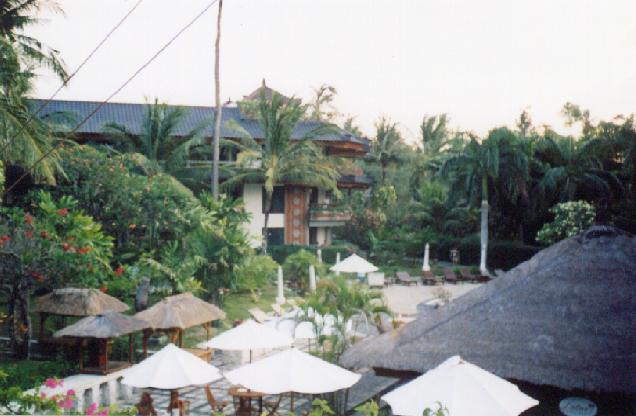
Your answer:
(308, 84), (339, 122)
(211, 0), (223, 199)
(420, 114), (449, 156)
(223, 91), (339, 253)
(440, 135), (500, 274)
(0, 0), (67, 80)
(533, 133), (621, 208)
(365, 118), (404, 186)
(104, 99), (211, 187)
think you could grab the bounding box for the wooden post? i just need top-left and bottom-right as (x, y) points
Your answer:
(177, 329), (183, 347)
(39, 313), (47, 341)
(142, 329), (151, 358)
(290, 391), (294, 411)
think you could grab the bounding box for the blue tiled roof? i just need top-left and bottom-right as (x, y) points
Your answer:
(29, 99), (368, 146)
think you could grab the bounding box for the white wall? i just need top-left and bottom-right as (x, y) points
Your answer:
(243, 183), (284, 248)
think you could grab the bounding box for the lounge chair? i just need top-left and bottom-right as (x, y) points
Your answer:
(459, 268), (475, 283)
(248, 307), (272, 323)
(421, 270), (438, 285)
(396, 271), (418, 286)
(271, 303), (284, 316)
(475, 273), (490, 283)
(367, 272), (385, 288)
(443, 268), (458, 284)
(263, 395), (282, 416)
(204, 385), (228, 412)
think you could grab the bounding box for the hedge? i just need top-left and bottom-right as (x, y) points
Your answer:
(268, 243), (358, 265)
(434, 235), (541, 271)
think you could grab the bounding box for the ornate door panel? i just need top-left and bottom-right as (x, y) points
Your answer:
(285, 186), (306, 245)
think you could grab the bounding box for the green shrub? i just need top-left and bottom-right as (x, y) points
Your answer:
(537, 201), (596, 244)
(282, 249), (325, 291)
(0, 359), (77, 391)
(435, 236), (541, 271)
(234, 255), (279, 293)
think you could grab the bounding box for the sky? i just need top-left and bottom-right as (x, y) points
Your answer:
(25, 0), (636, 142)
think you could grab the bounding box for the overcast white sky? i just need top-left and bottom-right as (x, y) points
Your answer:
(26, 0), (636, 142)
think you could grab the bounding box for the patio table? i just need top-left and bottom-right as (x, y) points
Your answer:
(228, 386), (264, 415)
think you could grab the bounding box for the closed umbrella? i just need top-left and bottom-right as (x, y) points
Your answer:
(330, 254), (378, 274)
(381, 356), (538, 416)
(225, 348), (360, 409)
(197, 319), (293, 361)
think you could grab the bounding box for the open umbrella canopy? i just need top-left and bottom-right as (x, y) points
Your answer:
(224, 348), (361, 394)
(330, 254), (378, 274)
(197, 319), (293, 350)
(34, 288), (129, 316)
(265, 318), (317, 340)
(135, 292), (225, 330)
(121, 343), (222, 389)
(54, 311), (149, 339)
(382, 356), (538, 416)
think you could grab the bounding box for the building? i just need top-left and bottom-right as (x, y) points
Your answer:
(33, 83), (371, 248)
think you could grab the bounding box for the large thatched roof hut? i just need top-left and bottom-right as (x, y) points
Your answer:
(341, 226), (636, 396)
(34, 288), (129, 316)
(135, 292), (225, 358)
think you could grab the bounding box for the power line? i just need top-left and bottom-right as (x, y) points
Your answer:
(5, 0), (221, 194)
(0, 0), (145, 157)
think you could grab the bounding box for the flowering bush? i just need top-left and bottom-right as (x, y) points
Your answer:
(536, 201), (596, 244)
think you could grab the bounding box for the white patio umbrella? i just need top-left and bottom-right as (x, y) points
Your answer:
(121, 343), (222, 389)
(197, 319), (293, 361)
(330, 253), (378, 274)
(381, 355), (539, 416)
(422, 243), (431, 272)
(225, 348), (361, 409)
(265, 317), (317, 340)
(276, 266), (285, 305)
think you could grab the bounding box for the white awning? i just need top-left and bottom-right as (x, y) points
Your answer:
(330, 253), (378, 274)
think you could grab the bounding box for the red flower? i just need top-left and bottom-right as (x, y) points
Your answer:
(57, 208), (68, 217)
(62, 242), (71, 251)
(30, 271), (45, 282)
(40, 231), (50, 239)
(99, 285), (107, 293)
(115, 266), (124, 276)
(78, 247), (92, 255)
(24, 230), (33, 238)
(24, 214), (33, 224)
(1, 235), (9, 242)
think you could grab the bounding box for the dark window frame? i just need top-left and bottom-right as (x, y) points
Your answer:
(263, 186), (285, 214)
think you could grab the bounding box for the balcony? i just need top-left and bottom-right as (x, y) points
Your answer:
(308, 203), (352, 227)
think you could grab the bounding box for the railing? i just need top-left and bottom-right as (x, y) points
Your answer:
(309, 203), (352, 225)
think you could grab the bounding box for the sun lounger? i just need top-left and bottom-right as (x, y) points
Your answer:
(421, 270), (438, 285)
(396, 271), (418, 286)
(367, 272), (385, 288)
(443, 268), (458, 284)
(248, 307), (272, 323)
(271, 303), (284, 316)
(475, 273), (491, 283)
(459, 268), (475, 282)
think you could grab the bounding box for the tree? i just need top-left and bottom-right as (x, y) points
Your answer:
(103, 99), (211, 188)
(440, 135), (500, 273)
(211, 0), (223, 199)
(343, 116), (363, 137)
(308, 84), (339, 122)
(0, 0), (67, 80)
(365, 117), (404, 186)
(536, 201), (596, 244)
(420, 114), (449, 156)
(224, 91), (339, 253)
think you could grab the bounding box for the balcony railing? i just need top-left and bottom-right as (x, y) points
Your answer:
(308, 203), (352, 226)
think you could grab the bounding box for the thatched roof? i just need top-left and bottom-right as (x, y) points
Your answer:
(134, 292), (226, 330)
(34, 288), (129, 316)
(54, 311), (149, 339)
(340, 226), (636, 395)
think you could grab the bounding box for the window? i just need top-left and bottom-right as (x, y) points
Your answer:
(310, 188), (318, 205)
(263, 186), (285, 214)
(309, 227), (318, 245)
(265, 228), (284, 246)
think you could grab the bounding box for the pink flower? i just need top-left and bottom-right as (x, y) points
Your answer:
(40, 392), (47, 399)
(86, 403), (98, 416)
(57, 208), (68, 217)
(45, 378), (59, 389)
(97, 410), (109, 416)
(66, 389), (76, 396)
(62, 397), (74, 409)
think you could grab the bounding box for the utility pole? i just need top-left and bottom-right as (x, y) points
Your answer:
(211, 0), (223, 199)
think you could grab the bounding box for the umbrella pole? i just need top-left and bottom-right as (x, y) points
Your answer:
(128, 334), (133, 363)
(249, 349), (252, 363)
(291, 391), (294, 411)
(178, 329), (183, 347)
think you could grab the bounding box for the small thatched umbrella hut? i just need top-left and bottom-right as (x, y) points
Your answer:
(34, 288), (129, 341)
(54, 311), (149, 374)
(135, 292), (226, 360)
(341, 226), (636, 403)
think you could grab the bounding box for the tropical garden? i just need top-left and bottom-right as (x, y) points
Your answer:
(1, 1), (635, 415)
